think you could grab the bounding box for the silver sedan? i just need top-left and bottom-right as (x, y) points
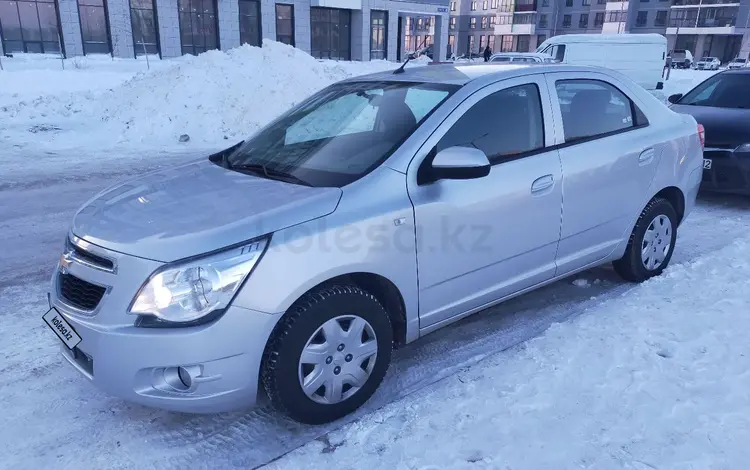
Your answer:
(46, 63), (704, 424)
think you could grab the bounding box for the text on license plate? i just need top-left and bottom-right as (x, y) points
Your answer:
(42, 308), (82, 349)
(703, 159), (712, 170)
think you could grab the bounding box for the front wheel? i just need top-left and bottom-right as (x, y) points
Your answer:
(261, 285), (393, 425)
(613, 198), (678, 283)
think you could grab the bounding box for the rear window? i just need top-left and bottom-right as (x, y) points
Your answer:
(678, 73), (750, 108)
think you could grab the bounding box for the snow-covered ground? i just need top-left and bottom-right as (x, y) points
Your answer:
(0, 45), (745, 469)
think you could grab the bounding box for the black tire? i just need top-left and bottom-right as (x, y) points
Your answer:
(613, 198), (678, 283)
(261, 284), (393, 425)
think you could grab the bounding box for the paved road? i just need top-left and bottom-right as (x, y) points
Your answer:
(2, 153), (748, 469)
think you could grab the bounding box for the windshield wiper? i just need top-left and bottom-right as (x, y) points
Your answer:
(229, 163), (312, 187)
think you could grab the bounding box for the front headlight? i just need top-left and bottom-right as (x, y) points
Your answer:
(129, 238), (268, 324)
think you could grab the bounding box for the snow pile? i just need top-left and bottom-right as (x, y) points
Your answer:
(1, 40), (400, 150)
(270, 236), (750, 469)
(98, 40), (399, 146)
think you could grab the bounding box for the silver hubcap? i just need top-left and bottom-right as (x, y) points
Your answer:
(641, 214), (672, 271)
(298, 315), (378, 405)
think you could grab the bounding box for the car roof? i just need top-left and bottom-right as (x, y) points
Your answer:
(346, 63), (604, 86)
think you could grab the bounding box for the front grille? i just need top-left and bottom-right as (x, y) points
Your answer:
(67, 238), (114, 272)
(59, 272), (106, 311)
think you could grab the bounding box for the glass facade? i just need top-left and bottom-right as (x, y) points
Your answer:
(178, 0), (218, 55)
(130, 0), (158, 55)
(369, 9), (386, 60)
(78, 0), (111, 54)
(310, 7), (350, 60)
(0, 0), (61, 53)
(239, 0), (260, 46)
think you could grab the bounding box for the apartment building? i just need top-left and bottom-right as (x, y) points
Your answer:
(0, 0), (452, 61)
(450, 0), (750, 62)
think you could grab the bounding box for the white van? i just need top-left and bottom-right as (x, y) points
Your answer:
(536, 34), (667, 91)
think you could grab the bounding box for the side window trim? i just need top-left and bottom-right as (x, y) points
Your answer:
(543, 73), (650, 148)
(408, 74), (557, 185)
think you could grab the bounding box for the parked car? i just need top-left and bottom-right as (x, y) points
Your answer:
(727, 57), (748, 70)
(489, 52), (556, 64)
(45, 64), (703, 425)
(668, 68), (750, 195)
(669, 49), (694, 69)
(536, 34), (668, 90)
(695, 56), (721, 70)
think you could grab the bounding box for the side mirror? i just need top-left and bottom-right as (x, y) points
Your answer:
(667, 93), (683, 104)
(430, 146), (491, 181)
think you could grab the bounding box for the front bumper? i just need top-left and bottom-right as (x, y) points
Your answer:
(50, 236), (283, 413)
(701, 148), (750, 195)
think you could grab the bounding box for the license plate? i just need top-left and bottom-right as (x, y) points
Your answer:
(703, 159), (712, 170)
(42, 308), (82, 349)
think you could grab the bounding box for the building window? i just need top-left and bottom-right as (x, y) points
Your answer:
(78, 0), (111, 54)
(582, 0), (590, 4)
(448, 33), (455, 55)
(417, 17), (423, 29)
(178, 0), (220, 55)
(450, 1), (456, 10)
(471, 1), (477, 10)
(470, 17), (476, 28)
(565, 0), (572, 6)
(501, 34), (512, 51)
(491, 0), (498, 7)
(594, 11), (604, 25)
(370, 9), (386, 59)
(130, 0), (159, 55)
(450, 17), (456, 29)
(405, 16), (412, 30)
(655, 10), (667, 26)
(488, 35), (495, 50)
(479, 35), (486, 49)
(517, 35), (529, 52)
(542, 0), (549, 6)
(635, 10), (647, 26)
(483, 0), (488, 9)
(490, 16), (496, 25)
(597, 0), (605, 4)
(425, 16), (431, 29)
(537, 34), (546, 45)
(498, 14), (511, 24)
(579, 13), (588, 27)
(275, 3), (294, 46)
(606, 11), (626, 22)
(239, 0), (261, 47)
(310, 7), (350, 60)
(562, 14), (571, 27)
(467, 34), (474, 53)
(539, 13), (548, 27)
(481, 16), (488, 28)
(0, 0), (62, 53)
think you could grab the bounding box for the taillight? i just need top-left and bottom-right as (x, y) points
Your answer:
(697, 123), (705, 149)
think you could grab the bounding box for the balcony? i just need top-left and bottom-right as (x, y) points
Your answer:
(605, 0), (628, 10)
(514, 0), (537, 12)
(666, 16), (737, 34)
(672, 0), (738, 6)
(512, 23), (536, 33)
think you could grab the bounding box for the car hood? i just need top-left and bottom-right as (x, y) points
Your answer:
(670, 104), (750, 148)
(72, 160), (342, 262)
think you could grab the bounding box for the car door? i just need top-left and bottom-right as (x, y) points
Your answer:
(544, 71), (659, 275)
(406, 75), (563, 330)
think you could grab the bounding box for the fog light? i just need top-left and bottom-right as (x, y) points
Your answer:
(177, 366), (192, 389)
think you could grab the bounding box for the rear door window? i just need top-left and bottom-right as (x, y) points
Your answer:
(555, 79), (648, 143)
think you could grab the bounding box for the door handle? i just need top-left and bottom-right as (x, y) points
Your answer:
(639, 148), (655, 166)
(531, 174), (554, 194)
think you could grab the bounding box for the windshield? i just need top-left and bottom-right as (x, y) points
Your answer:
(679, 73), (750, 108)
(223, 80), (457, 187)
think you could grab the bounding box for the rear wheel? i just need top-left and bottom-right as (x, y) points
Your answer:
(613, 198), (678, 282)
(261, 285), (393, 425)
